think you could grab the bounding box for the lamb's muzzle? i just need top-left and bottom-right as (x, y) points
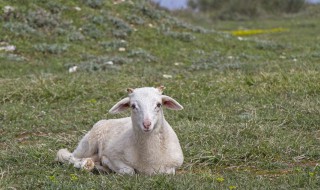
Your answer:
(143, 119), (152, 130)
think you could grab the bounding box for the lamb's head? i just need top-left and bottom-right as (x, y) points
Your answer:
(109, 86), (183, 133)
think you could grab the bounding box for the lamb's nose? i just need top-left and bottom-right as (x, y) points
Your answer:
(143, 120), (151, 129)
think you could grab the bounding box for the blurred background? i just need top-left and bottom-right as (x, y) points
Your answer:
(152, 0), (319, 11)
(151, 0), (320, 22)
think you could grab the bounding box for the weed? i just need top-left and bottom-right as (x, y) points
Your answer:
(81, 24), (103, 39)
(27, 8), (60, 28)
(127, 48), (157, 62)
(126, 14), (145, 25)
(83, 0), (104, 9)
(163, 31), (196, 42)
(100, 40), (128, 51)
(33, 43), (69, 54)
(67, 31), (85, 41)
(0, 53), (26, 62)
(3, 22), (38, 36)
(103, 15), (132, 38)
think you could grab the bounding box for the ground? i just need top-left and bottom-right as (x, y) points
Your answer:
(0, 1), (319, 189)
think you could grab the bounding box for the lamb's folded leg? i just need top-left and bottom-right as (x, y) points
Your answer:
(101, 156), (135, 175)
(55, 149), (95, 171)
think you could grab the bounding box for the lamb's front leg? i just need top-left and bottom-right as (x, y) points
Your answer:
(56, 149), (95, 171)
(101, 156), (135, 175)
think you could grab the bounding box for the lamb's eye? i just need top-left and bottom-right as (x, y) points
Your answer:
(156, 103), (162, 108)
(131, 104), (136, 109)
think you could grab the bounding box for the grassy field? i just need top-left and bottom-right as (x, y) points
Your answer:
(0, 1), (320, 189)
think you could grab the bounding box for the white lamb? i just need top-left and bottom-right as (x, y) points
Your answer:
(56, 86), (184, 175)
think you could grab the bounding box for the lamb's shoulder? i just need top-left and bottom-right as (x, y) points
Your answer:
(84, 117), (132, 154)
(97, 117), (135, 158)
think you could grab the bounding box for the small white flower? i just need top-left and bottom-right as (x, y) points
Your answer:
(293, 58), (297, 62)
(163, 74), (172, 79)
(74, 7), (81, 11)
(68, 66), (78, 73)
(118, 47), (126, 52)
(227, 56), (233, 59)
(148, 23), (154, 28)
(0, 45), (16, 52)
(237, 37), (244, 41)
(106, 61), (113, 65)
(174, 62), (183, 66)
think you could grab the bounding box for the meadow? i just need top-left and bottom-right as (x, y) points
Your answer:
(0, 1), (319, 189)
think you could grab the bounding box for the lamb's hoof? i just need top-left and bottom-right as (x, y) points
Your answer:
(81, 158), (95, 171)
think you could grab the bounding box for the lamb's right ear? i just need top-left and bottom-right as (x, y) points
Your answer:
(109, 97), (130, 114)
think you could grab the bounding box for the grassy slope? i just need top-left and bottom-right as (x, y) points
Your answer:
(0, 1), (320, 189)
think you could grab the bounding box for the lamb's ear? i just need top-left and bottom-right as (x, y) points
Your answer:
(109, 97), (130, 114)
(161, 95), (183, 110)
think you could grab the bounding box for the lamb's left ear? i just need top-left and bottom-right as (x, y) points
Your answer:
(109, 97), (130, 114)
(161, 95), (183, 110)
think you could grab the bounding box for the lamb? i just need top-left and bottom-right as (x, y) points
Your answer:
(55, 86), (184, 175)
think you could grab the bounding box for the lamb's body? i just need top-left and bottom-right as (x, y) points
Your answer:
(56, 86), (184, 175)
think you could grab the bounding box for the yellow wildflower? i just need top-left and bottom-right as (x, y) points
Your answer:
(230, 28), (289, 36)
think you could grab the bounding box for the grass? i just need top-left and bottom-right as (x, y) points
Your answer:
(0, 0), (320, 189)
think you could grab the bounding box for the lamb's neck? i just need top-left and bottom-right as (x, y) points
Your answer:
(133, 120), (168, 151)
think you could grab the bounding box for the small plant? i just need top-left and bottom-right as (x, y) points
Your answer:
(83, 0), (104, 9)
(127, 48), (157, 62)
(165, 15), (209, 33)
(27, 8), (60, 28)
(81, 24), (103, 39)
(68, 55), (131, 72)
(0, 53), (26, 62)
(126, 14), (145, 25)
(100, 40), (128, 51)
(90, 15), (105, 25)
(3, 22), (38, 36)
(45, 1), (66, 14)
(33, 43), (69, 54)
(140, 5), (163, 19)
(215, 176), (225, 183)
(163, 31), (195, 42)
(67, 31), (85, 41)
(255, 40), (287, 51)
(108, 15), (133, 38)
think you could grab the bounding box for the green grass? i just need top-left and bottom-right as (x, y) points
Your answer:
(1, 1), (320, 189)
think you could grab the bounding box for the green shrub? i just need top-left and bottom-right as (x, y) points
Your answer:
(83, 0), (104, 9)
(33, 43), (69, 54)
(3, 22), (38, 36)
(27, 8), (60, 28)
(163, 31), (196, 42)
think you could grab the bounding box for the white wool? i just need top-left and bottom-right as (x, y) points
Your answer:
(56, 86), (183, 175)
